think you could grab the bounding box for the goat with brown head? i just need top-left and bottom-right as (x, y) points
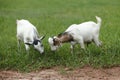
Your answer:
(48, 16), (102, 52)
(48, 32), (73, 51)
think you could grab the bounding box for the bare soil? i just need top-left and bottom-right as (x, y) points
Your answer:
(0, 66), (120, 80)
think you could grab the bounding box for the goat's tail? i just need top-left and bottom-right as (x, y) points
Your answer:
(96, 16), (102, 28)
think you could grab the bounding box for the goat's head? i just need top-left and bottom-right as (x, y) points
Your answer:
(25, 36), (45, 54)
(48, 32), (73, 51)
(48, 36), (61, 51)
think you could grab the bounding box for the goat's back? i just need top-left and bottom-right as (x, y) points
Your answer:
(16, 19), (37, 40)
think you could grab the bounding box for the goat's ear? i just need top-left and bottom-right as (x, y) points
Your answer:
(40, 35), (45, 40)
(48, 37), (54, 43)
(25, 42), (33, 45)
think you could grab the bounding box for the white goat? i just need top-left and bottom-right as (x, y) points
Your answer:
(16, 19), (45, 54)
(48, 16), (102, 52)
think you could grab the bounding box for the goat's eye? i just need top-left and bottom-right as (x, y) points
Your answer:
(33, 40), (38, 45)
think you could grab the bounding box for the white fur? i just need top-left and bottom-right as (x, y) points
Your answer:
(48, 16), (102, 51)
(66, 16), (102, 49)
(16, 19), (44, 53)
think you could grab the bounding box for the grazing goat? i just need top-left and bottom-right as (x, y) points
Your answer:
(48, 16), (102, 52)
(16, 19), (45, 54)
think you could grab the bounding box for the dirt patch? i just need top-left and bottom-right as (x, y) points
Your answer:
(0, 66), (120, 80)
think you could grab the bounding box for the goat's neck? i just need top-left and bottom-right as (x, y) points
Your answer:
(58, 34), (73, 43)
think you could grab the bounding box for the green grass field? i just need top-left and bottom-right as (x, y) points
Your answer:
(0, 0), (120, 72)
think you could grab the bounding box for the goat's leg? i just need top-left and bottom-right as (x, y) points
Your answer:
(24, 39), (30, 52)
(70, 41), (76, 53)
(17, 39), (21, 52)
(24, 44), (30, 54)
(24, 44), (30, 51)
(93, 36), (102, 47)
(74, 37), (85, 50)
(79, 41), (85, 49)
(76, 36), (85, 49)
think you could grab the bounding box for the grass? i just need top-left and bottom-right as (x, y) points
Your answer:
(0, 0), (120, 72)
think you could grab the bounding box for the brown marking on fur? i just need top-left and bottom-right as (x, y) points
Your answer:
(53, 32), (73, 46)
(53, 38), (60, 46)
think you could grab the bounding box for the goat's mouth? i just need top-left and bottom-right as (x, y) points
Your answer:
(50, 45), (59, 51)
